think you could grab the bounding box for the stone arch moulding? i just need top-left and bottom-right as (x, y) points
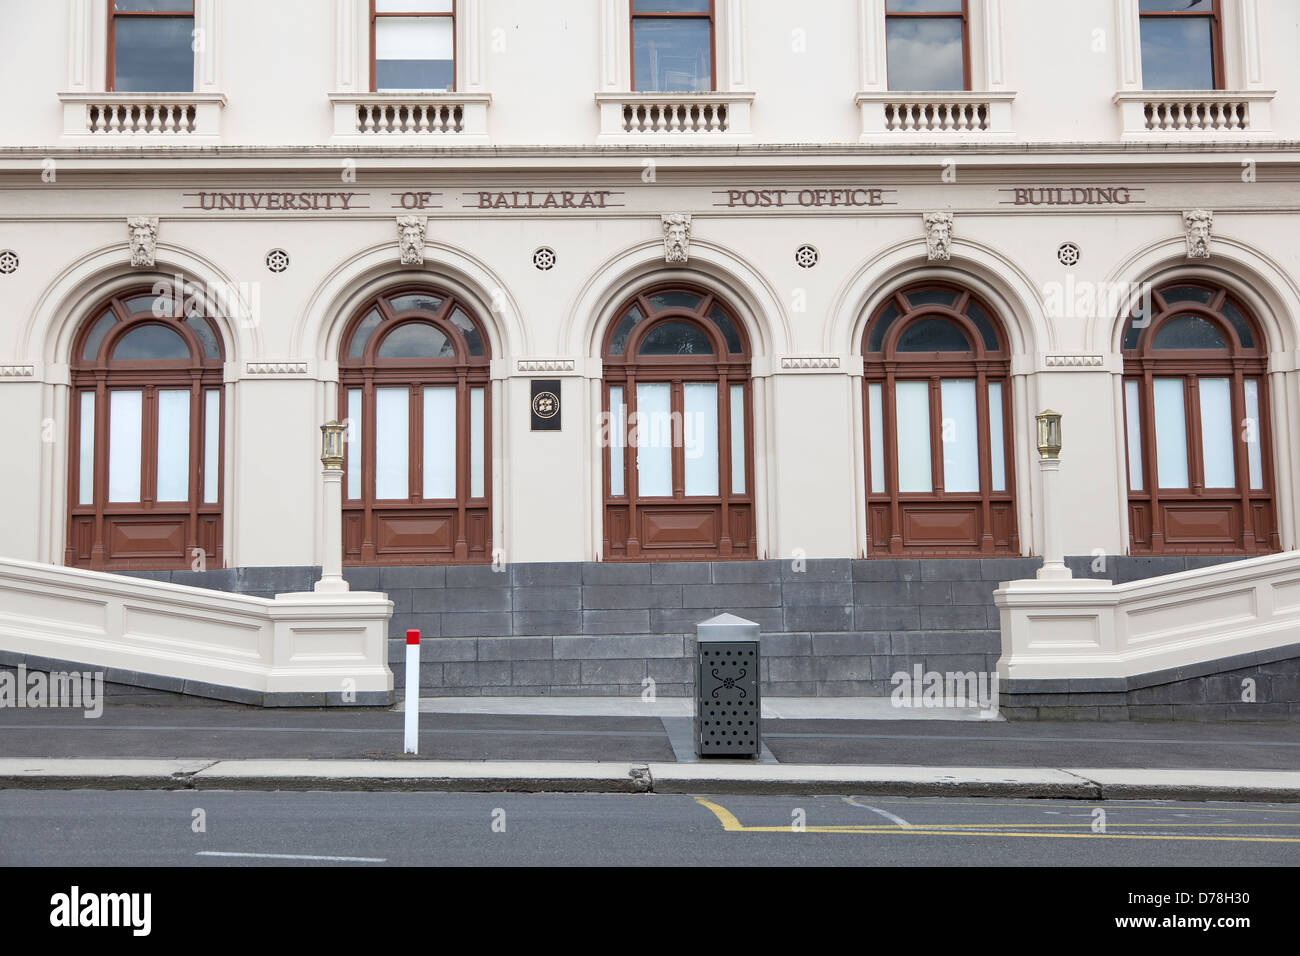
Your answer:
(26, 243), (248, 567)
(299, 240), (526, 372)
(566, 237), (788, 563)
(564, 237), (791, 361)
(1094, 236), (1300, 358)
(827, 237), (1049, 360)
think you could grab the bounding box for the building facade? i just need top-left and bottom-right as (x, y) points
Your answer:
(2, 1), (1299, 706)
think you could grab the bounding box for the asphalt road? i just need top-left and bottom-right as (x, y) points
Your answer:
(2, 790), (1297, 866)
(0, 706), (1296, 768)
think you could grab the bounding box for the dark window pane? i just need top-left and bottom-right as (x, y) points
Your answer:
(867, 303), (901, 353)
(114, 17), (193, 92)
(638, 320), (714, 356)
(375, 18), (454, 92)
(377, 322), (454, 359)
(1153, 314), (1227, 350)
(647, 291), (702, 313)
(82, 312), (117, 361)
(1140, 18), (1214, 89)
(113, 324), (190, 360)
(349, 309), (384, 359)
(115, 1), (193, 10)
(633, 19), (712, 92)
(608, 307), (642, 356)
(124, 294), (163, 315)
(896, 317), (971, 352)
(887, 18), (964, 90)
(633, 0), (710, 10)
(388, 293), (443, 314)
(1139, 0), (1213, 10)
(887, 0), (963, 10)
(964, 301), (1002, 352)
(1123, 317), (1144, 351)
(447, 307), (485, 356)
(902, 288), (958, 309)
(1220, 299), (1255, 349)
(1160, 285), (1216, 306)
(186, 317), (221, 360)
(707, 305), (743, 354)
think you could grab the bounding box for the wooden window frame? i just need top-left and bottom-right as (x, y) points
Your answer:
(1122, 280), (1275, 555)
(106, 0), (196, 93)
(862, 282), (1017, 556)
(67, 288), (224, 570)
(629, 0), (717, 92)
(602, 284), (753, 560)
(884, 0), (971, 92)
(1138, 0), (1224, 91)
(370, 0), (458, 93)
(339, 286), (491, 565)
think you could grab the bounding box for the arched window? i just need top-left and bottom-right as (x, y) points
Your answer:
(1122, 280), (1276, 554)
(339, 287), (492, 564)
(862, 282), (1017, 555)
(602, 285), (753, 559)
(67, 287), (225, 569)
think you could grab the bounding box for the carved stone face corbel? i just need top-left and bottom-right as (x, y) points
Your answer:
(923, 212), (954, 262)
(397, 215), (428, 266)
(1183, 209), (1213, 259)
(127, 216), (159, 268)
(662, 214), (692, 263)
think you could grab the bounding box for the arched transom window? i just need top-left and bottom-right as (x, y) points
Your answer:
(1122, 280), (1276, 554)
(68, 287), (225, 570)
(863, 282), (1017, 556)
(339, 287), (492, 564)
(602, 285), (754, 560)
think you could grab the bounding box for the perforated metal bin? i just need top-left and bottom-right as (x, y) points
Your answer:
(695, 613), (761, 757)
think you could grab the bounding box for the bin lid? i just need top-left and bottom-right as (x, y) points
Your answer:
(696, 612), (760, 642)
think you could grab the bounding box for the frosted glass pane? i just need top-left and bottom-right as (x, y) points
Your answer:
(868, 383), (884, 494)
(155, 390), (189, 502)
(1153, 378), (1189, 489)
(730, 385), (746, 495)
(422, 387), (456, 500)
(941, 379), (978, 493)
(377, 0), (452, 12)
(895, 381), (932, 493)
(636, 383), (672, 497)
(683, 383), (718, 496)
(375, 17), (453, 59)
(108, 391), (143, 503)
(203, 389), (219, 504)
(470, 388), (485, 499)
(375, 388), (409, 499)
(988, 382), (1006, 493)
(79, 392), (95, 505)
(346, 390), (362, 500)
(1125, 380), (1144, 491)
(1244, 379), (1264, 490)
(609, 387), (625, 497)
(1199, 378), (1235, 488)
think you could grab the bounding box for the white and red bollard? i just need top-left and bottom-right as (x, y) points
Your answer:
(404, 628), (420, 754)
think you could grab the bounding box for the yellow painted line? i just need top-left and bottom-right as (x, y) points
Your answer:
(693, 797), (1300, 844)
(863, 799), (1300, 815)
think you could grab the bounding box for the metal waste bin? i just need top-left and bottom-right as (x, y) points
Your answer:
(695, 613), (761, 757)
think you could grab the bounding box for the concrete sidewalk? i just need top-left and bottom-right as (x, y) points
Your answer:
(1, 758), (1298, 801)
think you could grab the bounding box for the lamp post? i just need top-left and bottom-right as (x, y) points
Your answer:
(315, 420), (350, 594)
(1034, 410), (1071, 581)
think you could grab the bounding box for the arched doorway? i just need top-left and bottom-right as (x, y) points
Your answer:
(862, 281), (1018, 555)
(602, 284), (754, 559)
(338, 286), (492, 564)
(1121, 279), (1277, 554)
(67, 287), (225, 570)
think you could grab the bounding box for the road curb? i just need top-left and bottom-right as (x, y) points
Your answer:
(1, 759), (1298, 801)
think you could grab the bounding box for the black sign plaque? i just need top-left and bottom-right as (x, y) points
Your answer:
(530, 379), (561, 431)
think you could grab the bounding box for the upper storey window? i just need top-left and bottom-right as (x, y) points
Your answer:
(631, 0), (714, 92)
(109, 0), (195, 92)
(372, 0), (455, 92)
(1139, 0), (1223, 90)
(885, 0), (969, 91)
